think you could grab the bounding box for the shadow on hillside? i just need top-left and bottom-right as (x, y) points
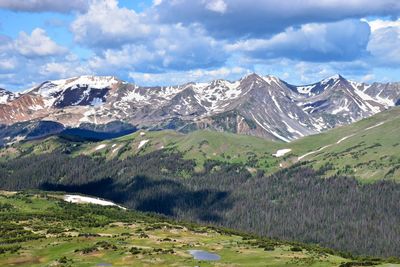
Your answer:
(40, 175), (231, 222)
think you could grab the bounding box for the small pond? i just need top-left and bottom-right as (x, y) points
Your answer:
(188, 250), (221, 261)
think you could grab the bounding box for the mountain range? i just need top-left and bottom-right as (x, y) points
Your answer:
(2, 78), (400, 259)
(0, 74), (399, 146)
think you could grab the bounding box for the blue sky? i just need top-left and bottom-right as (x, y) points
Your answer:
(0, 0), (399, 91)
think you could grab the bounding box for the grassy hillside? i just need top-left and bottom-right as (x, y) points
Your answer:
(0, 129), (282, 174)
(1, 107), (399, 182)
(283, 107), (400, 182)
(1, 191), (392, 267)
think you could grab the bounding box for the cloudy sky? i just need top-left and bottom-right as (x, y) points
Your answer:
(0, 0), (399, 90)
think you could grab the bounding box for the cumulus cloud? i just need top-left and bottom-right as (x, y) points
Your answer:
(14, 28), (68, 57)
(88, 23), (226, 73)
(67, 0), (396, 78)
(153, 0), (163, 7)
(0, 0), (89, 13)
(0, 50), (88, 90)
(0, 29), (82, 89)
(73, 0), (227, 72)
(154, 0), (400, 38)
(226, 20), (371, 62)
(71, 0), (154, 48)
(39, 60), (89, 78)
(0, 57), (17, 72)
(367, 19), (400, 66)
(367, 18), (400, 32)
(204, 0), (227, 14)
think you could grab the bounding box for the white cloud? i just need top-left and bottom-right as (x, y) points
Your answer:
(71, 0), (154, 48)
(129, 67), (248, 85)
(367, 22), (400, 66)
(361, 74), (375, 82)
(84, 16), (226, 72)
(0, 0), (89, 13)
(226, 20), (370, 61)
(366, 18), (400, 32)
(155, 0), (400, 38)
(88, 45), (156, 69)
(14, 28), (68, 57)
(153, 0), (163, 7)
(0, 58), (17, 71)
(39, 61), (89, 78)
(204, 0), (227, 14)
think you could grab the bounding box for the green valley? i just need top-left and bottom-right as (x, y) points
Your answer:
(1, 191), (388, 267)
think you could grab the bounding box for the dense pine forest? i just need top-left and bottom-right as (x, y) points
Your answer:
(1, 148), (400, 258)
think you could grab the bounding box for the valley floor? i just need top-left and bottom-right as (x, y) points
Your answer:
(1, 191), (397, 267)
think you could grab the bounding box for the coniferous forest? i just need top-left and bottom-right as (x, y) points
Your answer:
(1, 149), (399, 258)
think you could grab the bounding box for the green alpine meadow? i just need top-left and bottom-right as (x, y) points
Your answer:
(0, 191), (399, 267)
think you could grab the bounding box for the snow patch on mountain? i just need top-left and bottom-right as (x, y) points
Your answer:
(191, 80), (242, 113)
(0, 89), (14, 104)
(375, 94), (395, 107)
(122, 88), (151, 103)
(95, 144), (107, 150)
(262, 75), (281, 85)
(64, 194), (126, 210)
(0, 95), (10, 104)
(52, 76), (119, 89)
(138, 140), (149, 149)
(273, 149), (292, 157)
(28, 76), (120, 108)
(331, 99), (350, 115)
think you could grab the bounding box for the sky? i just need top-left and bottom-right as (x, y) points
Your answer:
(0, 0), (399, 91)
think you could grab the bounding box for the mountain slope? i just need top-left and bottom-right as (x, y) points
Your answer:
(275, 107), (400, 182)
(291, 75), (390, 127)
(3, 107), (400, 182)
(0, 129), (282, 175)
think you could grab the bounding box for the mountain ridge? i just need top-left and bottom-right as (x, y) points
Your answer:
(0, 73), (399, 146)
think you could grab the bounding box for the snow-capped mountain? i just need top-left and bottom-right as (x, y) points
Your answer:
(27, 75), (121, 108)
(291, 75), (391, 127)
(0, 88), (14, 104)
(0, 74), (399, 145)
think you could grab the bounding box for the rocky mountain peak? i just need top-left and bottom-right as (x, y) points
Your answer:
(240, 73), (264, 82)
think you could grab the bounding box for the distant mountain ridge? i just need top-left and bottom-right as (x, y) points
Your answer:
(0, 74), (399, 146)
